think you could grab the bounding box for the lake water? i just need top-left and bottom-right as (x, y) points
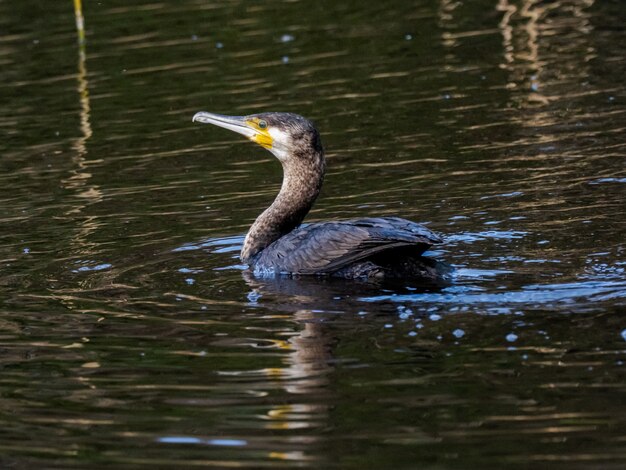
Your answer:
(1, 0), (625, 468)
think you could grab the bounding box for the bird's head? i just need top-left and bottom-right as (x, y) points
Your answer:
(192, 111), (323, 163)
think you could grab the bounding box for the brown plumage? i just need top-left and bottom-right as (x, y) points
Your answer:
(193, 111), (447, 283)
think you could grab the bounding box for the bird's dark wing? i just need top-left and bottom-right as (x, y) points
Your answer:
(252, 217), (442, 275)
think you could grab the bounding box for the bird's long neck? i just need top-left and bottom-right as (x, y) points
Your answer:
(241, 150), (325, 262)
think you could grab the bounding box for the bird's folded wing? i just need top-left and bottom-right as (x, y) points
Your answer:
(254, 217), (441, 275)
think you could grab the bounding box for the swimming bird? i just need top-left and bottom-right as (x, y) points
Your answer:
(193, 111), (447, 283)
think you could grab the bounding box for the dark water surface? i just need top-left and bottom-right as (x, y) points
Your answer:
(1, 0), (625, 468)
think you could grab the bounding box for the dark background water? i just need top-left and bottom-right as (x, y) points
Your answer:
(1, 0), (625, 468)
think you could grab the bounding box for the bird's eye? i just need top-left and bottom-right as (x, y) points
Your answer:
(258, 120), (268, 129)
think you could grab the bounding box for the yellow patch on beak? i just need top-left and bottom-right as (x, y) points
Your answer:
(246, 118), (273, 149)
(252, 131), (273, 149)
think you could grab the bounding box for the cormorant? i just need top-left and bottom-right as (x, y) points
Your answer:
(193, 111), (447, 283)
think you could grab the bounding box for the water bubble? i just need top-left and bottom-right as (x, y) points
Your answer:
(404, 34), (413, 40)
(281, 56), (290, 64)
(429, 313), (442, 321)
(215, 42), (224, 49)
(280, 34), (295, 43)
(452, 328), (465, 339)
(621, 329), (626, 341)
(398, 306), (413, 320)
(185, 278), (195, 285)
(247, 290), (261, 303)
(506, 333), (518, 343)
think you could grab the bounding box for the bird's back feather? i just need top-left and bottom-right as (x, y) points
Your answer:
(251, 217), (441, 276)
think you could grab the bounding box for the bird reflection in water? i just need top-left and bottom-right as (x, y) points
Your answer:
(238, 273), (337, 462)
(193, 111), (450, 286)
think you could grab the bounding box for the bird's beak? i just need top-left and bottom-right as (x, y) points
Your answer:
(192, 112), (273, 149)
